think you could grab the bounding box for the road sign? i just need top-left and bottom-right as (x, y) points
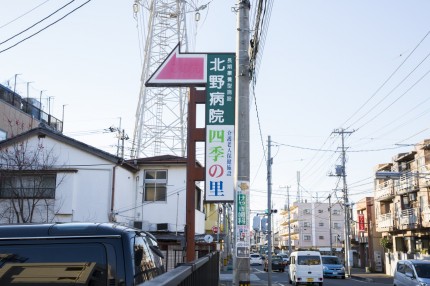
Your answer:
(212, 226), (219, 234)
(204, 234), (214, 243)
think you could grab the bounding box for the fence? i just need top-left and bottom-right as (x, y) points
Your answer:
(142, 251), (219, 286)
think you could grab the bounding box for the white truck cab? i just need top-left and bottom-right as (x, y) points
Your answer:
(288, 251), (323, 286)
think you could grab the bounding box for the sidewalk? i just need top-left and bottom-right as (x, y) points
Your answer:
(219, 266), (393, 285)
(350, 267), (393, 284)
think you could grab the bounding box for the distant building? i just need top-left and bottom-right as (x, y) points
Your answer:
(279, 201), (345, 252)
(0, 83), (62, 140)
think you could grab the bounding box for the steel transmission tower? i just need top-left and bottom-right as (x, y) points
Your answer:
(131, 0), (191, 158)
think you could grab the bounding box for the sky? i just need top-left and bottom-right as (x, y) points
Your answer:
(2, 1), (430, 218)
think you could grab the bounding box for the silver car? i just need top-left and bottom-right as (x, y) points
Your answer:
(393, 260), (430, 286)
(250, 253), (263, 265)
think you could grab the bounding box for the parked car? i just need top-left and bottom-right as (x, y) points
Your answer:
(0, 222), (165, 285)
(279, 253), (289, 263)
(394, 260), (430, 286)
(250, 253), (263, 265)
(321, 255), (345, 279)
(264, 255), (286, 272)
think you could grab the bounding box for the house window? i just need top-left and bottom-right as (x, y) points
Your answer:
(0, 174), (56, 199)
(303, 222), (311, 228)
(318, 209), (323, 214)
(333, 209), (340, 215)
(319, 222), (324, 227)
(144, 170), (167, 202)
(304, 235), (311, 241)
(333, 222), (341, 229)
(319, 235), (324, 240)
(303, 209), (311, 215)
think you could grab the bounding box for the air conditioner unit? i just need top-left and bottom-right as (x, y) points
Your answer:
(156, 223), (169, 231)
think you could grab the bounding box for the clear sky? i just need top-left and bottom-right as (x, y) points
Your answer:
(2, 1), (430, 216)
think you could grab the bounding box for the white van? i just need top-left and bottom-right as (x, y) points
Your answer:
(288, 251), (323, 286)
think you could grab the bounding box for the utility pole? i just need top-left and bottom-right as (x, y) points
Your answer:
(287, 186), (292, 256)
(328, 194), (333, 255)
(267, 136), (273, 285)
(297, 171), (301, 203)
(234, 0), (251, 285)
(332, 128), (354, 277)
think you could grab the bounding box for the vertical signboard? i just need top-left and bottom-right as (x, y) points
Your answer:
(236, 181), (250, 257)
(205, 53), (235, 202)
(358, 213), (365, 232)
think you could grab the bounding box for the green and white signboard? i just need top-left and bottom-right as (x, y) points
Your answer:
(205, 53), (235, 202)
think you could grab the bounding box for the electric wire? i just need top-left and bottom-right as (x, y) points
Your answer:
(342, 30), (430, 129)
(0, 0), (76, 46)
(0, 0), (92, 54)
(353, 59), (430, 132)
(0, 0), (51, 30)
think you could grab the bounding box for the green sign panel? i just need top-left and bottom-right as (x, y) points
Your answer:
(237, 193), (247, 225)
(205, 54), (235, 125)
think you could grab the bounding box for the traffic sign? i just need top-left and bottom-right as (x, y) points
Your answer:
(212, 226), (219, 234)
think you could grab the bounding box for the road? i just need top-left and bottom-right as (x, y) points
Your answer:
(249, 264), (392, 286)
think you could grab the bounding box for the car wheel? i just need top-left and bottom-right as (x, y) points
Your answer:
(319, 283), (323, 286)
(341, 276), (345, 279)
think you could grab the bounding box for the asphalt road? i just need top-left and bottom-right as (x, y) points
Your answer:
(220, 264), (393, 286)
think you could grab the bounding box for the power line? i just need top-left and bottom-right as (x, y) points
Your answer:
(342, 30), (430, 128)
(0, 0), (92, 54)
(0, 0), (76, 46)
(0, 0), (51, 30)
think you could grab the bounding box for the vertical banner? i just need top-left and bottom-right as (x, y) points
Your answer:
(358, 213), (365, 232)
(236, 181), (250, 258)
(205, 53), (235, 202)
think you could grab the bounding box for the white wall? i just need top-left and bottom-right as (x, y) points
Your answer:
(138, 165), (205, 234)
(1, 133), (205, 234)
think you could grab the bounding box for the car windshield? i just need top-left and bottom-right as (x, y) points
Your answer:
(272, 256), (282, 261)
(322, 257), (340, 264)
(251, 254), (260, 258)
(413, 263), (430, 278)
(298, 256), (321, 265)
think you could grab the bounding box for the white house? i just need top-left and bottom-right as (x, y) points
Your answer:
(125, 156), (205, 234)
(0, 126), (205, 236)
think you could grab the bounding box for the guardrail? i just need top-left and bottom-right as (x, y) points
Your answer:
(142, 251), (220, 286)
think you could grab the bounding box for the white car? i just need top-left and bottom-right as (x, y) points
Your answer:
(250, 253), (263, 265)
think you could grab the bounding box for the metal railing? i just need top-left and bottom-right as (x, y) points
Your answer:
(142, 251), (219, 286)
(0, 85), (63, 132)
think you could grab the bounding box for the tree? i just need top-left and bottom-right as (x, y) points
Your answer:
(0, 121), (65, 223)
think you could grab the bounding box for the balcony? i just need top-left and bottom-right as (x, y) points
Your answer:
(376, 213), (393, 232)
(375, 181), (395, 201)
(397, 208), (418, 230)
(279, 227), (293, 237)
(396, 173), (419, 195)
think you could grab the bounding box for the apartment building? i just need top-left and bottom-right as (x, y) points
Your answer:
(374, 139), (430, 275)
(0, 83), (62, 140)
(279, 201), (345, 252)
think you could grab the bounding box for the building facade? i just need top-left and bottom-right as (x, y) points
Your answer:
(0, 83), (62, 140)
(374, 139), (430, 275)
(279, 201), (345, 252)
(355, 197), (384, 272)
